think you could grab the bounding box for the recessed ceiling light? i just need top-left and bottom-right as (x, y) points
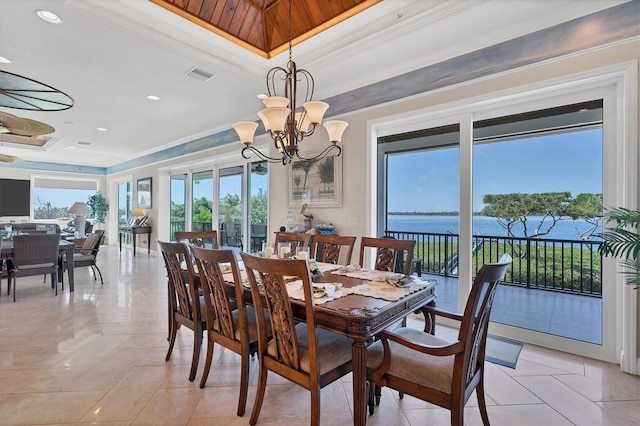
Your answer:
(0, 56), (12, 64)
(146, 95), (160, 101)
(257, 94), (268, 99)
(67, 146), (76, 149)
(96, 127), (107, 131)
(36, 10), (62, 24)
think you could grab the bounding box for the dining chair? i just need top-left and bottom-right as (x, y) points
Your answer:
(272, 232), (311, 257)
(190, 246), (265, 416)
(175, 230), (219, 249)
(222, 222), (243, 249)
(359, 236), (415, 275)
(157, 239), (205, 381)
(310, 234), (356, 265)
(60, 231), (104, 285)
(240, 253), (353, 426)
(366, 254), (512, 426)
(7, 233), (61, 302)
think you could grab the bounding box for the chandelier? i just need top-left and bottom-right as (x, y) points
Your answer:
(232, 0), (348, 165)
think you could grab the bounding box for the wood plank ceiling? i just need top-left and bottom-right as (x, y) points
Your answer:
(149, 0), (382, 58)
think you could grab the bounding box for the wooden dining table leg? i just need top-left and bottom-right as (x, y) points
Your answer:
(352, 339), (368, 426)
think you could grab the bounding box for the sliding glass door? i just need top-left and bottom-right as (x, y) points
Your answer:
(169, 173), (187, 240)
(375, 88), (617, 361)
(218, 166), (243, 250)
(192, 170), (213, 232)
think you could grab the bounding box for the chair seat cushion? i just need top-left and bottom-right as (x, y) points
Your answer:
(16, 262), (56, 270)
(212, 306), (267, 343)
(367, 327), (455, 394)
(72, 254), (95, 262)
(267, 323), (352, 375)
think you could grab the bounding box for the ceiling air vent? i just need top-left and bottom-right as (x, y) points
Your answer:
(77, 141), (91, 146)
(185, 67), (215, 82)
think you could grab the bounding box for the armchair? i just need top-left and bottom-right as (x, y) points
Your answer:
(366, 254), (512, 425)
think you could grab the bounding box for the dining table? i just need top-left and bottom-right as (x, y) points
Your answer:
(223, 261), (438, 426)
(1, 239), (76, 292)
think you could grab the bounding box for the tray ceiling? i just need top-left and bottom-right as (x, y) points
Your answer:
(149, 0), (382, 58)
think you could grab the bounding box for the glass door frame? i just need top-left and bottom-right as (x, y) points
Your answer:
(366, 64), (637, 369)
(159, 158), (264, 251)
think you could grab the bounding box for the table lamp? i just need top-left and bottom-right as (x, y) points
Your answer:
(131, 207), (144, 225)
(68, 202), (91, 237)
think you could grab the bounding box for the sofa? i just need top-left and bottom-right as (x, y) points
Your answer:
(60, 220), (93, 240)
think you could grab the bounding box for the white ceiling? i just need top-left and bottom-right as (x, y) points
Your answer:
(0, 0), (629, 168)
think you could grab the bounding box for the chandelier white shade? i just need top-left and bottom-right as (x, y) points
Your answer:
(233, 0), (347, 165)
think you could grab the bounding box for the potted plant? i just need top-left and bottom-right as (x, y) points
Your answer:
(87, 192), (109, 231)
(600, 207), (640, 288)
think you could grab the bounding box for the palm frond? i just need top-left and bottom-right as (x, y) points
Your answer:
(600, 228), (640, 259)
(600, 207), (640, 288)
(603, 207), (640, 228)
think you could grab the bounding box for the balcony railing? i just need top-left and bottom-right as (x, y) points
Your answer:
(385, 230), (602, 297)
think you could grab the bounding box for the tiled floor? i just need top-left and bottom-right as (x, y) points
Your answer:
(428, 274), (603, 344)
(0, 245), (638, 425)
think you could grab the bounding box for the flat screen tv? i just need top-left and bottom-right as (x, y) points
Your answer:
(0, 178), (31, 217)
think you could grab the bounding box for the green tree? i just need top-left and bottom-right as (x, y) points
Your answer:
(170, 201), (185, 222)
(192, 196), (213, 223)
(34, 197), (59, 219)
(250, 188), (268, 223)
(219, 193), (240, 222)
(481, 192), (571, 239)
(565, 193), (603, 240)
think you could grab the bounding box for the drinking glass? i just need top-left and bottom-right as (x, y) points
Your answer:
(295, 246), (309, 260)
(277, 242), (291, 259)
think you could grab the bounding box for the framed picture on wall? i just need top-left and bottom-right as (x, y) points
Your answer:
(137, 177), (152, 209)
(287, 150), (342, 208)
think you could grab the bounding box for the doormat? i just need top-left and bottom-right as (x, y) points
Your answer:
(435, 325), (523, 369)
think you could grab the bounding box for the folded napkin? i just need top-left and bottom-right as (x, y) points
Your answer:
(336, 264), (362, 273)
(312, 282), (342, 298)
(373, 274), (414, 288)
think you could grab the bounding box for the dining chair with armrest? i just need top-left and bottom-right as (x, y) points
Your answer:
(175, 230), (218, 249)
(366, 254), (512, 426)
(240, 253), (353, 426)
(7, 233), (61, 302)
(157, 239), (205, 381)
(60, 231), (104, 285)
(310, 234), (356, 265)
(190, 246), (266, 416)
(359, 236), (415, 275)
(272, 232), (311, 256)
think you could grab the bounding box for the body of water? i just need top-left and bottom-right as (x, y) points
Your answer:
(387, 215), (602, 241)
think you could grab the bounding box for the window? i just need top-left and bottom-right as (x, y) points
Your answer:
(33, 176), (98, 221)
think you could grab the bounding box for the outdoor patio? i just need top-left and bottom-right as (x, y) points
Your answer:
(425, 273), (602, 345)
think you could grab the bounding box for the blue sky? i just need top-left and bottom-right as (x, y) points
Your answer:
(387, 129), (603, 212)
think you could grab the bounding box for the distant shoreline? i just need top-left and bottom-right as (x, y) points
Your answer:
(388, 212), (482, 216)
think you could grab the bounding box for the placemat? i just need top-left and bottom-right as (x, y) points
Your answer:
(349, 279), (437, 301)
